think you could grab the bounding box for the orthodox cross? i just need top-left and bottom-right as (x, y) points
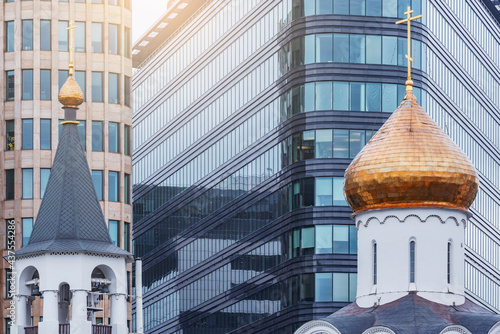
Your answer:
(395, 6), (422, 90)
(67, 20), (77, 75)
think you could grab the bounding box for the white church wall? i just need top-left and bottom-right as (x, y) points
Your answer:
(355, 207), (468, 308)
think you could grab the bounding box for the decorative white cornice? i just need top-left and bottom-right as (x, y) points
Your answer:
(440, 325), (473, 334)
(294, 320), (341, 334)
(362, 327), (396, 334)
(356, 214), (466, 229)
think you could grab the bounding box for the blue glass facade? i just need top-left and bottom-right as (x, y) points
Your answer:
(132, 0), (500, 332)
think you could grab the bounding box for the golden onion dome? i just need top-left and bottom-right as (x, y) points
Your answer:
(58, 74), (84, 108)
(344, 91), (479, 215)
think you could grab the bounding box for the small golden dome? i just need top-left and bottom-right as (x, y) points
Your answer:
(344, 92), (478, 214)
(58, 75), (84, 108)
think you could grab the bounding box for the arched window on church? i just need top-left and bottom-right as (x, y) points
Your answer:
(410, 241), (416, 283)
(447, 242), (451, 284)
(373, 242), (377, 285)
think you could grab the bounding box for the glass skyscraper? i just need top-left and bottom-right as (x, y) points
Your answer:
(132, 0), (500, 332)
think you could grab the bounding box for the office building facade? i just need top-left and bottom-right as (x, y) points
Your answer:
(0, 0), (133, 332)
(132, 0), (500, 332)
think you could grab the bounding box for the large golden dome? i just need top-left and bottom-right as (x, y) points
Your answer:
(58, 74), (84, 108)
(344, 91), (478, 214)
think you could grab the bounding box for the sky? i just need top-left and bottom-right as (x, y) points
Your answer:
(133, 0), (168, 43)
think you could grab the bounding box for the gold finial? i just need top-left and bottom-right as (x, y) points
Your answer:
(395, 6), (422, 92)
(67, 20), (77, 75)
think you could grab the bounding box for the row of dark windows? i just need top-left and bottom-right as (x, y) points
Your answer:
(279, 33), (423, 76)
(5, 20), (131, 57)
(4, 218), (130, 250)
(290, 0), (422, 19)
(5, 70), (131, 105)
(5, 168), (130, 204)
(5, 119), (131, 154)
(6, 0), (130, 6)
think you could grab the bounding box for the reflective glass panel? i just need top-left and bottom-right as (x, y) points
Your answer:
(333, 129), (348, 158)
(92, 170), (103, 201)
(366, 0), (382, 16)
(382, 0), (397, 17)
(109, 73), (119, 104)
(333, 225), (349, 254)
(382, 36), (397, 65)
(108, 171), (119, 202)
(22, 119), (33, 150)
(22, 20), (33, 50)
(316, 0), (333, 14)
(302, 130), (315, 159)
(316, 225), (333, 254)
(109, 24), (119, 55)
(304, 35), (315, 64)
(315, 177), (332, 206)
(315, 273), (333, 302)
(316, 81), (333, 110)
(22, 218), (33, 247)
(333, 273), (349, 302)
(333, 34), (349, 62)
(58, 21), (68, 51)
(315, 129), (333, 158)
(382, 83), (397, 112)
(109, 122), (119, 153)
(92, 23), (102, 52)
(6, 21), (15, 51)
(92, 121), (103, 151)
(6, 71), (15, 101)
(350, 35), (365, 63)
(40, 119), (51, 150)
(22, 70), (33, 100)
(334, 0), (349, 14)
(75, 71), (86, 101)
(333, 82), (349, 110)
(366, 35), (382, 64)
(316, 34), (333, 63)
(92, 72), (103, 102)
(40, 169), (51, 198)
(350, 130), (365, 158)
(304, 0), (315, 16)
(22, 169), (33, 199)
(75, 22), (85, 52)
(40, 70), (51, 100)
(58, 70), (68, 91)
(333, 177), (347, 205)
(304, 83), (315, 112)
(350, 0), (366, 15)
(366, 83), (382, 112)
(350, 82), (365, 111)
(109, 220), (119, 246)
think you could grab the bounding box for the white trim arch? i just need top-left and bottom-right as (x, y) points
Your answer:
(439, 325), (473, 334)
(362, 326), (396, 334)
(294, 320), (342, 334)
(488, 321), (500, 334)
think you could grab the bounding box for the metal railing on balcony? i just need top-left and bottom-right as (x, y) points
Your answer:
(24, 326), (38, 334)
(92, 325), (112, 334)
(59, 324), (70, 334)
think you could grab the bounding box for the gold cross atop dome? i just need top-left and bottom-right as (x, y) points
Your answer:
(58, 19), (84, 109)
(395, 6), (422, 92)
(67, 20), (77, 75)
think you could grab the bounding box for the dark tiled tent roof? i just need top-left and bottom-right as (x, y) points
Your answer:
(15, 122), (132, 260)
(322, 293), (500, 334)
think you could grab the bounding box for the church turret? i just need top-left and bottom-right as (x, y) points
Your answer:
(294, 7), (500, 334)
(10, 21), (132, 334)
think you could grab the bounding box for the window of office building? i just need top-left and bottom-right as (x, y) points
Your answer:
(22, 119), (33, 150)
(40, 70), (51, 100)
(58, 21), (68, 51)
(22, 218), (33, 247)
(108, 171), (119, 202)
(40, 119), (51, 150)
(6, 71), (15, 101)
(40, 20), (51, 51)
(6, 21), (14, 52)
(6, 170), (14, 200)
(22, 20), (33, 50)
(22, 169), (33, 199)
(22, 70), (33, 100)
(124, 222), (131, 252)
(75, 22), (85, 52)
(109, 220), (119, 247)
(109, 122), (119, 153)
(59, 70), (68, 91)
(75, 71), (86, 100)
(6, 120), (15, 151)
(92, 23), (103, 53)
(124, 125), (131, 156)
(92, 121), (103, 151)
(92, 170), (103, 201)
(124, 27), (131, 58)
(40, 169), (51, 199)
(109, 24), (119, 55)
(92, 72), (103, 102)
(124, 173), (131, 204)
(109, 73), (119, 103)
(124, 76), (131, 106)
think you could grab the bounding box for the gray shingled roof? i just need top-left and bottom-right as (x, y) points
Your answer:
(322, 293), (500, 333)
(15, 120), (132, 260)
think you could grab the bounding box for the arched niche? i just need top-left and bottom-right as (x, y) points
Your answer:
(58, 282), (72, 324)
(91, 265), (117, 293)
(18, 266), (39, 296)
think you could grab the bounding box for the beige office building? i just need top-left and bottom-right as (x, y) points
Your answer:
(0, 0), (132, 332)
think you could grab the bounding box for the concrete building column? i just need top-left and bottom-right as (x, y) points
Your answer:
(11, 295), (28, 334)
(70, 290), (92, 334)
(38, 290), (59, 334)
(110, 293), (128, 334)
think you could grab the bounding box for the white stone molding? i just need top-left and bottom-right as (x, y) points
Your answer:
(362, 326), (396, 334)
(488, 321), (500, 334)
(439, 325), (473, 334)
(356, 213), (466, 229)
(294, 320), (342, 334)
